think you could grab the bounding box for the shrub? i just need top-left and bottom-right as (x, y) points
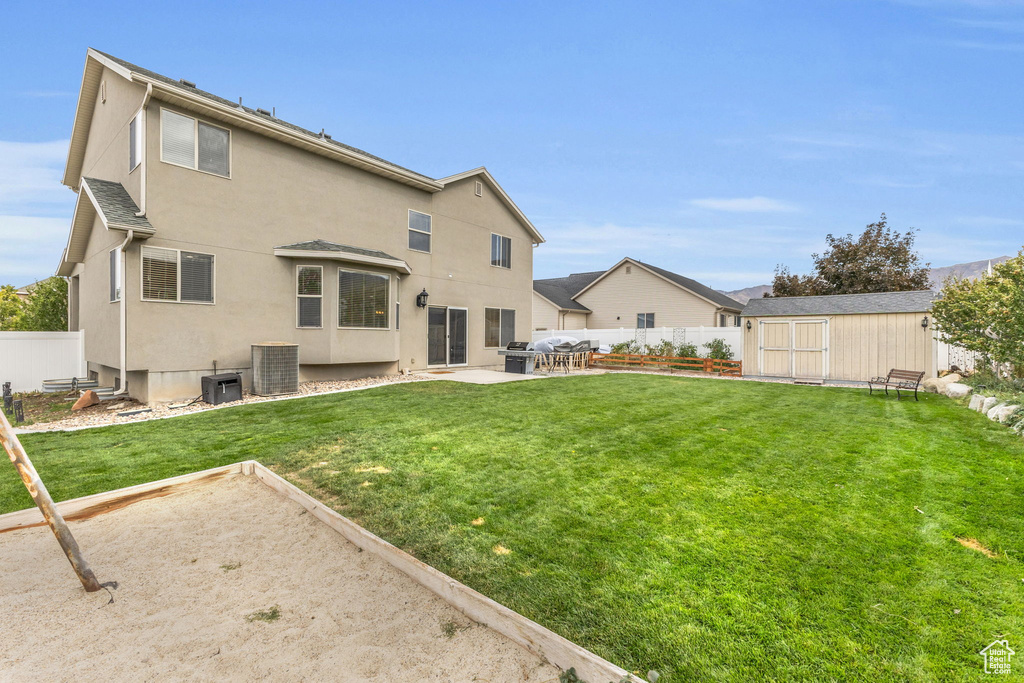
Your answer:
(676, 342), (699, 358)
(703, 338), (734, 361)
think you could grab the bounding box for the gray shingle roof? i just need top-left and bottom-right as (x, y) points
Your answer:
(533, 282), (591, 312)
(741, 290), (938, 317)
(275, 239), (401, 261)
(93, 50), (433, 183)
(637, 261), (744, 310)
(82, 177), (154, 231)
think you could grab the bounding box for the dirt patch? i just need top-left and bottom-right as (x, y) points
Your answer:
(0, 474), (558, 681)
(956, 536), (998, 558)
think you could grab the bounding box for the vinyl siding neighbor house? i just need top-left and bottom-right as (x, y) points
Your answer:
(740, 290), (939, 382)
(533, 258), (743, 331)
(57, 49), (544, 402)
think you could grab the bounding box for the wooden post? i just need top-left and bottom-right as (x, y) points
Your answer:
(0, 410), (102, 592)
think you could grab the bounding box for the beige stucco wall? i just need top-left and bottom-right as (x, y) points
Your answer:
(72, 87), (538, 401)
(576, 262), (723, 328)
(741, 312), (935, 381)
(80, 67), (146, 205)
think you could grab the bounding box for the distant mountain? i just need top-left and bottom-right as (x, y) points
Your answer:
(718, 256), (1013, 305)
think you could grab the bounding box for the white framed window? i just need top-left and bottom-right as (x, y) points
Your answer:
(474, 180), (483, 197)
(490, 234), (511, 269)
(484, 307), (516, 348)
(109, 247), (121, 302)
(129, 112), (142, 172)
(141, 246), (215, 303)
(296, 266), (322, 328)
(160, 108), (230, 178)
(637, 313), (655, 328)
(338, 269), (390, 329)
(408, 210), (431, 253)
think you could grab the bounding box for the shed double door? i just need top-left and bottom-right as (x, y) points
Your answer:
(759, 320), (828, 379)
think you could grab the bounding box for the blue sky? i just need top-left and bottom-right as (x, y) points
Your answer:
(3, 0), (1024, 289)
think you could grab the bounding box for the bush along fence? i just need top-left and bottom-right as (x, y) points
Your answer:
(590, 352), (742, 376)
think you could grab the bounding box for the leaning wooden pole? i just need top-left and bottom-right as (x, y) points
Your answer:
(0, 410), (102, 592)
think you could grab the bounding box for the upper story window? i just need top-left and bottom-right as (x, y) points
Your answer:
(637, 313), (655, 328)
(129, 112), (142, 172)
(296, 266), (323, 328)
(160, 108), (230, 178)
(109, 247), (121, 302)
(338, 269), (389, 329)
(142, 246), (215, 303)
(408, 210), (431, 253)
(490, 234), (511, 269)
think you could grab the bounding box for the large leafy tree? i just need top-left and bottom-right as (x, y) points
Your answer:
(0, 285), (25, 330)
(932, 249), (1024, 372)
(20, 277), (68, 331)
(769, 214), (931, 297)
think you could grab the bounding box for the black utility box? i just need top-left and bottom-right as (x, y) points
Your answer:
(201, 372), (243, 405)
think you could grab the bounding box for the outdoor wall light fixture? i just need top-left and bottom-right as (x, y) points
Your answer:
(416, 289), (429, 308)
(746, 320), (752, 330)
(921, 316), (929, 329)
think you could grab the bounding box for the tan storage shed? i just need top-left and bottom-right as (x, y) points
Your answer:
(740, 291), (938, 382)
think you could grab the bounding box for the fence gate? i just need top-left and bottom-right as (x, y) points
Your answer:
(758, 320), (828, 379)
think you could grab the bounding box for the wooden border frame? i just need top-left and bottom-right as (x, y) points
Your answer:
(0, 461), (635, 683)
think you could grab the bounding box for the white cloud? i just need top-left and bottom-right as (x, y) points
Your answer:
(689, 196), (800, 213)
(0, 140), (70, 210)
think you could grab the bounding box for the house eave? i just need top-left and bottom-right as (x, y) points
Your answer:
(273, 249), (412, 275)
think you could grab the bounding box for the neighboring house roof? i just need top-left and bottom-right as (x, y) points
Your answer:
(62, 49), (544, 244)
(273, 239), (411, 274)
(741, 290), (938, 317)
(532, 282), (591, 312)
(535, 271), (605, 298)
(569, 258), (744, 311)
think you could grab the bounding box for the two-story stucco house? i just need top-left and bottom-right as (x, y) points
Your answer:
(533, 257), (742, 331)
(57, 49), (544, 402)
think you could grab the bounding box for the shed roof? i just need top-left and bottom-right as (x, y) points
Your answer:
(741, 290), (938, 317)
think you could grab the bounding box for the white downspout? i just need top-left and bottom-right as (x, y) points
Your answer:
(116, 230), (134, 394)
(135, 83), (152, 218)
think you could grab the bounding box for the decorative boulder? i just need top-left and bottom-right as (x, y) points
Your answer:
(969, 394), (987, 412)
(922, 378), (944, 394)
(982, 397), (1000, 415)
(72, 390), (100, 411)
(941, 373), (962, 384)
(990, 404), (1020, 424)
(943, 383), (972, 399)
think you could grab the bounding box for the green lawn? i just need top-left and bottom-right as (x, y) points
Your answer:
(5, 375), (1023, 681)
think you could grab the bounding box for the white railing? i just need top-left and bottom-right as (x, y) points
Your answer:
(532, 326), (744, 361)
(0, 331), (86, 392)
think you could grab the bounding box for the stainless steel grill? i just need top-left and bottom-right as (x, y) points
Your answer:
(497, 341), (537, 374)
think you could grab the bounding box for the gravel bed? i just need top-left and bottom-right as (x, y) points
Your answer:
(15, 374), (429, 434)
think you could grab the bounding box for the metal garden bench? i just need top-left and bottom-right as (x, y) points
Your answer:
(868, 369), (926, 401)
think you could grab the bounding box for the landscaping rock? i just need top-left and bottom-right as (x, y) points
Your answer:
(71, 390), (100, 411)
(969, 394), (987, 412)
(922, 378), (944, 394)
(989, 404), (1020, 424)
(982, 397), (1000, 415)
(943, 383), (972, 399)
(942, 373), (962, 384)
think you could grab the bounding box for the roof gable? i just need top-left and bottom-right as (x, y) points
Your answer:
(572, 258), (743, 310)
(436, 167), (544, 244)
(532, 282), (591, 312)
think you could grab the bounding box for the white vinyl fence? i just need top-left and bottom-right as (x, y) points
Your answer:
(532, 326), (744, 361)
(0, 331), (86, 392)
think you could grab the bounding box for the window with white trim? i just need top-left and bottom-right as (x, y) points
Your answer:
(129, 112), (142, 172)
(141, 246), (215, 303)
(490, 234), (511, 269)
(484, 307), (516, 347)
(296, 266), (322, 328)
(109, 247), (121, 302)
(408, 210), (431, 252)
(161, 108), (230, 177)
(338, 269), (389, 328)
(637, 313), (655, 328)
